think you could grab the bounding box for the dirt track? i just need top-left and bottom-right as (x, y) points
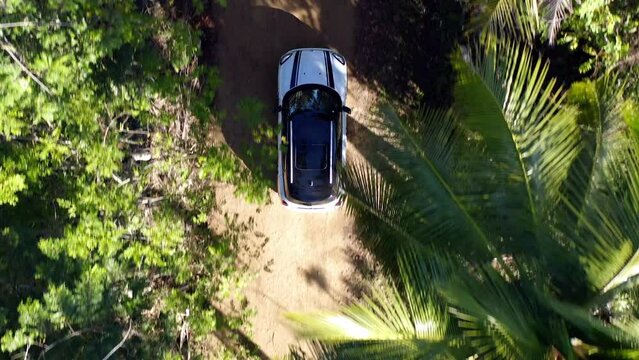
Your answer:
(213, 0), (377, 357)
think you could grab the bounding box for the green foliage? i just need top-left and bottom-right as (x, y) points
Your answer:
(201, 96), (277, 205)
(622, 98), (639, 138)
(198, 145), (270, 204)
(290, 41), (639, 359)
(559, 0), (639, 74)
(194, 96), (273, 204)
(0, 172), (26, 205)
(467, 0), (639, 99)
(466, 0), (542, 42)
(162, 20), (201, 72)
(0, 1), (254, 359)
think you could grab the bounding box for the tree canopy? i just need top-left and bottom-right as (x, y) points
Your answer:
(0, 1), (264, 358)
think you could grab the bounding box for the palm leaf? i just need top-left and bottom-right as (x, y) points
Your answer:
(595, 348), (639, 360)
(342, 161), (420, 267)
(576, 140), (639, 295)
(454, 41), (580, 250)
(554, 76), (639, 298)
(467, 0), (541, 43)
(546, 299), (639, 348)
(286, 249), (464, 359)
(560, 76), (628, 224)
(536, 76), (628, 301)
(438, 262), (552, 359)
(377, 106), (495, 253)
(342, 106), (495, 268)
(540, 0), (573, 44)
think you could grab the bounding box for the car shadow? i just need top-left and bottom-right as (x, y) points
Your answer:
(214, 5), (324, 191)
(213, 1), (356, 192)
(346, 114), (397, 172)
(210, 0), (466, 194)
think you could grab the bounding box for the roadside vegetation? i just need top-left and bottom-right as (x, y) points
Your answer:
(0, 1), (269, 359)
(2, 0), (638, 359)
(289, 0), (639, 359)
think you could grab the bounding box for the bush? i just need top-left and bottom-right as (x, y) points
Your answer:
(558, 0), (639, 96)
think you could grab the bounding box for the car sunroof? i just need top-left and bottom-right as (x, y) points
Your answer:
(294, 143), (328, 171)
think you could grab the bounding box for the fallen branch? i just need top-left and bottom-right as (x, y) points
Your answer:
(118, 129), (150, 135)
(101, 322), (133, 360)
(0, 20), (70, 29)
(112, 174), (131, 186)
(1, 40), (52, 95)
(616, 50), (639, 70)
(35, 329), (87, 359)
(139, 197), (164, 206)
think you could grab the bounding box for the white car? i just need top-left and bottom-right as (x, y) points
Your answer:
(276, 48), (350, 210)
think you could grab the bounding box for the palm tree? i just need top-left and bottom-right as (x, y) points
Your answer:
(287, 41), (639, 359)
(468, 0), (573, 44)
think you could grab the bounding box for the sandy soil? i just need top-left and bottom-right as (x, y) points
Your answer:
(213, 0), (378, 358)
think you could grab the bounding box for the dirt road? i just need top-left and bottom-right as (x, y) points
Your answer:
(213, 0), (377, 357)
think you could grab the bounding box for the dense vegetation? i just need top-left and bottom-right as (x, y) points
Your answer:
(0, 1), (267, 358)
(290, 0), (639, 359)
(1, 0), (638, 359)
(290, 45), (639, 359)
(356, 0), (639, 109)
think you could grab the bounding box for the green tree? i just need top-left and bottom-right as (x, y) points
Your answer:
(467, 0), (576, 44)
(288, 40), (639, 359)
(558, 0), (639, 76)
(0, 1), (260, 358)
(467, 0), (639, 97)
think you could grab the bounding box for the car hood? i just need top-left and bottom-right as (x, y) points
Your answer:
(278, 48), (347, 103)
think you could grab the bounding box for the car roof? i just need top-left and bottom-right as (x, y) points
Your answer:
(283, 102), (339, 204)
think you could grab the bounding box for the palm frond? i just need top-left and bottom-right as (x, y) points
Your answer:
(467, 0), (541, 43)
(560, 76), (627, 223)
(377, 106), (495, 253)
(546, 299), (639, 348)
(540, 0), (573, 44)
(594, 348), (639, 360)
(454, 41), (580, 250)
(596, 316), (639, 358)
(438, 262), (550, 359)
(286, 281), (447, 342)
(343, 106), (496, 266)
(576, 140), (639, 294)
(286, 249), (462, 359)
(342, 161), (425, 267)
(535, 76), (626, 300)
(554, 75), (639, 297)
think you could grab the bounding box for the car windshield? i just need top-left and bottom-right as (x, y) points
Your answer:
(284, 85), (341, 117)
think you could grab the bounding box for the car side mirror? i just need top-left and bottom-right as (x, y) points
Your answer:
(273, 105), (282, 114)
(342, 106), (352, 114)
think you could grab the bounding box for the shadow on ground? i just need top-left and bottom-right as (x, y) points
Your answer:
(354, 0), (464, 107)
(213, 1), (353, 191)
(209, 0), (463, 193)
(205, 2), (463, 355)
